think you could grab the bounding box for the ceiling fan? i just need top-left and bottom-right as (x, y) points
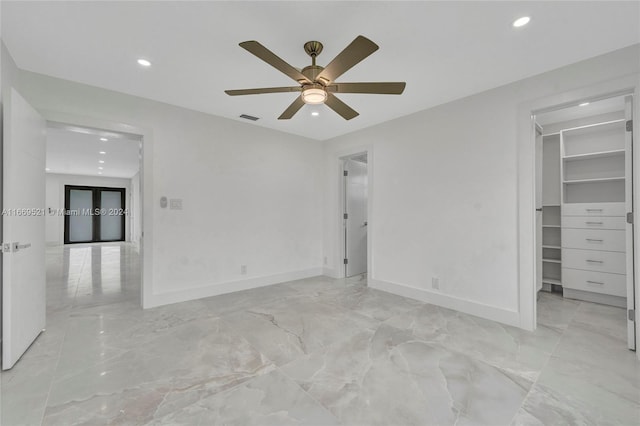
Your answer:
(225, 35), (406, 120)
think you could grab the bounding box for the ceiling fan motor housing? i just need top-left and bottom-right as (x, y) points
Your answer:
(301, 65), (325, 83)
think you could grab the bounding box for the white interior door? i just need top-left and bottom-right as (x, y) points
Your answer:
(535, 124), (543, 293)
(2, 88), (47, 369)
(344, 158), (367, 277)
(624, 95), (636, 350)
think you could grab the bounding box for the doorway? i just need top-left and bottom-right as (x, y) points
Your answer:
(2, 90), (150, 369)
(342, 152), (368, 277)
(533, 93), (636, 350)
(64, 185), (126, 244)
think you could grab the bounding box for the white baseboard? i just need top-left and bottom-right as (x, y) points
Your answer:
(146, 267), (324, 308)
(369, 278), (520, 328)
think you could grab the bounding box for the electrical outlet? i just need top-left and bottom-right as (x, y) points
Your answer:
(241, 265), (247, 275)
(432, 277), (440, 290)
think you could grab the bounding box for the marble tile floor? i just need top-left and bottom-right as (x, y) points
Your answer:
(1, 243), (639, 425)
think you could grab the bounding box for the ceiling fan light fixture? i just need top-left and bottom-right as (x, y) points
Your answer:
(301, 85), (327, 105)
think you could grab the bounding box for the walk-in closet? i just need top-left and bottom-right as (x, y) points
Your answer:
(535, 94), (635, 350)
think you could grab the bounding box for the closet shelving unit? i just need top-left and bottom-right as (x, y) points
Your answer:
(560, 118), (628, 307)
(541, 132), (562, 291)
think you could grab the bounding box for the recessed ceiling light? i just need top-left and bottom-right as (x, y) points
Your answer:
(311, 111), (319, 116)
(98, 172), (103, 175)
(99, 151), (106, 155)
(45, 168), (50, 171)
(579, 102), (590, 107)
(99, 160), (105, 164)
(98, 167), (103, 170)
(100, 137), (108, 142)
(137, 58), (152, 67)
(513, 16), (530, 28)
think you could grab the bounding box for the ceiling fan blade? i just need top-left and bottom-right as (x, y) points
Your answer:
(316, 36), (379, 85)
(239, 41), (311, 84)
(325, 93), (359, 120)
(327, 82), (406, 95)
(278, 96), (305, 120)
(225, 86), (302, 96)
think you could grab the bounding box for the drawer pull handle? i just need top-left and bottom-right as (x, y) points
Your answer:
(586, 280), (604, 285)
(586, 238), (604, 242)
(586, 209), (603, 212)
(585, 222), (603, 225)
(586, 259), (604, 263)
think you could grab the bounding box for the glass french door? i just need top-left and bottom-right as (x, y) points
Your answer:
(64, 185), (126, 244)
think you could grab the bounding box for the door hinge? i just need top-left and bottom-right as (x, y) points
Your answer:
(343, 170), (348, 176)
(627, 212), (634, 224)
(626, 120), (633, 132)
(629, 309), (635, 322)
(2, 243), (11, 253)
(343, 258), (348, 265)
(344, 213), (348, 219)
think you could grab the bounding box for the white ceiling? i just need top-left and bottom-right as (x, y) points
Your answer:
(3, 1), (639, 141)
(46, 126), (141, 179)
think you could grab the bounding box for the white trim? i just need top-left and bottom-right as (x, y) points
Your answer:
(36, 109), (154, 309)
(332, 144), (374, 279)
(517, 74), (640, 341)
(369, 278), (520, 327)
(146, 268), (323, 308)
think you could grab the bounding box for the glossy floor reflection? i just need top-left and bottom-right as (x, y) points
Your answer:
(1, 245), (639, 425)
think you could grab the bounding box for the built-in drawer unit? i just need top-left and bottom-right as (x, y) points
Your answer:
(561, 229), (625, 252)
(562, 202), (625, 217)
(562, 268), (626, 298)
(561, 216), (626, 230)
(562, 248), (626, 275)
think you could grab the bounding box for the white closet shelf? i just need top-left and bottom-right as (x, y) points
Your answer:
(542, 278), (562, 285)
(563, 149), (625, 162)
(542, 204), (561, 207)
(543, 225), (561, 228)
(563, 177), (625, 184)
(542, 245), (561, 249)
(543, 258), (562, 264)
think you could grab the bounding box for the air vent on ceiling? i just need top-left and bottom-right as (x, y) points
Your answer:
(239, 114), (260, 121)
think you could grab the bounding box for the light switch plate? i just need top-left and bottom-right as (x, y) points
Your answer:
(170, 199), (182, 210)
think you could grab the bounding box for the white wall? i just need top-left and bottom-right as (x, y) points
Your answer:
(323, 44), (640, 326)
(45, 173), (133, 245)
(9, 55), (323, 307)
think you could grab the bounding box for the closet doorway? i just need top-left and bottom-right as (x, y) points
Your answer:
(534, 93), (635, 350)
(64, 185), (126, 244)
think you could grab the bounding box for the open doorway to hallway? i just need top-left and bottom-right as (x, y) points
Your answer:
(342, 152), (368, 278)
(45, 123), (143, 310)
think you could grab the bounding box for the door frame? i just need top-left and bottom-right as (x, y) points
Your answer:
(517, 74), (640, 358)
(333, 145), (374, 279)
(342, 153), (368, 278)
(39, 109), (154, 309)
(63, 185), (126, 244)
